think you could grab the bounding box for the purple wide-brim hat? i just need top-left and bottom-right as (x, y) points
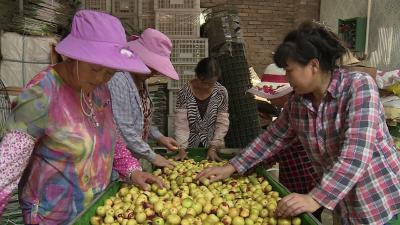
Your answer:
(56, 10), (150, 74)
(128, 28), (179, 80)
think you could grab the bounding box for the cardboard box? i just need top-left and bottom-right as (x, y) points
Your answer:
(343, 65), (377, 81)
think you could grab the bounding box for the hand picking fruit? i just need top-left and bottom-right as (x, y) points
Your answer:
(90, 160), (302, 225)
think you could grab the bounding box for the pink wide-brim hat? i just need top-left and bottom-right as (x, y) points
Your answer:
(248, 63), (293, 100)
(128, 28), (179, 80)
(56, 10), (150, 74)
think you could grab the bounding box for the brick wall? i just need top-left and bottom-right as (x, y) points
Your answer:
(201, 0), (320, 75)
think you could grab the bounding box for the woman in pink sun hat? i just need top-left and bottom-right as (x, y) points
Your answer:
(108, 28), (180, 170)
(0, 10), (163, 224)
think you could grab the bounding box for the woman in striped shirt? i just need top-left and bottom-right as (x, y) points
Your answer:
(174, 57), (229, 161)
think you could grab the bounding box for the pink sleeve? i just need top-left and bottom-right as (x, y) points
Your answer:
(113, 133), (142, 180)
(0, 130), (35, 215)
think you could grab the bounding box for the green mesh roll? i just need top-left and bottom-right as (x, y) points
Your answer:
(216, 43), (261, 148)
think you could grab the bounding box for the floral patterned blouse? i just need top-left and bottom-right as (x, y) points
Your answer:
(0, 67), (141, 225)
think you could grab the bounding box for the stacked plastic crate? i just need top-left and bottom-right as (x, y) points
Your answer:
(84, 0), (155, 33)
(148, 84), (168, 141)
(154, 0), (208, 137)
(111, 0), (154, 34)
(111, 0), (138, 33)
(84, 0), (111, 13)
(138, 0), (156, 31)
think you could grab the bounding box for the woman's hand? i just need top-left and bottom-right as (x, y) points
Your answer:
(158, 136), (179, 151)
(151, 154), (175, 169)
(196, 163), (236, 183)
(207, 147), (222, 162)
(173, 149), (188, 161)
(129, 170), (164, 191)
(276, 193), (321, 217)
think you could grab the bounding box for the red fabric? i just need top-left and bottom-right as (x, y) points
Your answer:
(262, 140), (320, 194)
(261, 74), (288, 83)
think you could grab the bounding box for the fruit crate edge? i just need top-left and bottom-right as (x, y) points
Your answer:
(71, 149), (322, 225)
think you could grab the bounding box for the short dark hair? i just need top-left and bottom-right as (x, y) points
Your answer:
(195, 57), (221, 81)
(274, 21), (346, 72)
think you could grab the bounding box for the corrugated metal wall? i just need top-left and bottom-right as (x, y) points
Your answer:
(320, 0), (400, 71)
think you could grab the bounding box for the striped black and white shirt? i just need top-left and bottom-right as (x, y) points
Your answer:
(175, 82), (229, 148)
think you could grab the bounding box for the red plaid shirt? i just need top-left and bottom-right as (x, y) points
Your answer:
(261, 140), (320, 194)
(231, 69), (400, 224)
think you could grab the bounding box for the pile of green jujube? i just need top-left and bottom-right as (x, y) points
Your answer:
(91, 159), (301, 225)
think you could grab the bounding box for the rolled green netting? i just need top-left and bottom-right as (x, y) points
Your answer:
(2, 0), (80, 36)
(0, 0), (17, 31)
(204, 6), (261, 148)
(216, 43), (262, 148)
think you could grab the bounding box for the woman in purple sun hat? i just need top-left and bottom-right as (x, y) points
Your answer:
(0, 10), (163, 224)
(108, 28), (181, 170)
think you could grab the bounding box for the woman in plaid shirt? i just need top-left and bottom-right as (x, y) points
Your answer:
(250, 63), (323, 220)
(198, 21), (400, 224)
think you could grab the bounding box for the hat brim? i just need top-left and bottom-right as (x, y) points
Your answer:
(128, 40), (179, 80)
(247, 85), (293, 100)
(55, 34), (150, 74)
